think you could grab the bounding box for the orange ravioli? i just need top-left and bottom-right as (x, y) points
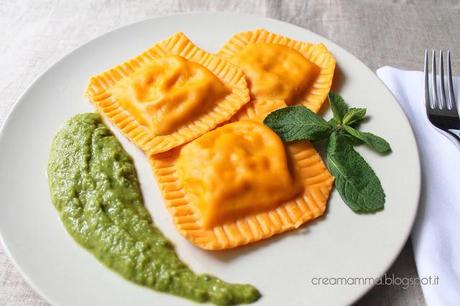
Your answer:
(86, 32), (250, 155)
(111, 55), (231, 136)
(177, 121), (302, 229)
(235, 99), (287, 122)
(150, 121), (334, 250)
(218, 29), (336, 119)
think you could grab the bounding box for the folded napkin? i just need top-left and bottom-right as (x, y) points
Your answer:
(377, 67), (460, 306)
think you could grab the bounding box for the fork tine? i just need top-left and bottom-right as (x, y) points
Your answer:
(425, 50), (460, 137)
(431, 50), (439, 109)
(424, 50), (432, 109)
(447, 50), (457, 111)
(439, 50), (447, 109)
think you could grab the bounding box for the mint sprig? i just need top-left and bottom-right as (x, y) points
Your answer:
(329, 92), (348, 122)
(342, 108), (366, 126)
(327, 131), (385, 212)
(263, 92), (391, 213)
(263, 105), (332, 142)
(343, 126), (391, 154)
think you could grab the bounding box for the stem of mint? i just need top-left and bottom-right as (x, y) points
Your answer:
(263, 92), (391, 213)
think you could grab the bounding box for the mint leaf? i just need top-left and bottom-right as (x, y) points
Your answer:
(264, 105), (333, 142)
(342, 108), (367, 125)
(326, 132), (385, 213)
(341, 130), (364, 146)
(263, 93), (390, 215)
(328, 92), (349, 123)
(343, 126), (392, 154)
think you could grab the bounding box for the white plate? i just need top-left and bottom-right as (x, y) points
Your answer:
(0, 12), (420, 306)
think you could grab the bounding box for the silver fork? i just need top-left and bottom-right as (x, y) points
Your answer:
(424, 50), (460, 140)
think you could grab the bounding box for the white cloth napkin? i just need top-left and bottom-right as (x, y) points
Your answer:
(377, 67), (460, 306)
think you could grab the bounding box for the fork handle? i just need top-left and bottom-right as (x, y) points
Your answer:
(447, 129), (460, 141)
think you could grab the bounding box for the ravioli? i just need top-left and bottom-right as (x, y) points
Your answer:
(150, 121), (334, 250)
(218, 29), (335, 119)
(177, 121), (302, 229)
(86, 32), (250, 155)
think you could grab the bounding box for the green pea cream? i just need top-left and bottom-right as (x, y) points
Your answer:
(47, 113), (260, 306)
